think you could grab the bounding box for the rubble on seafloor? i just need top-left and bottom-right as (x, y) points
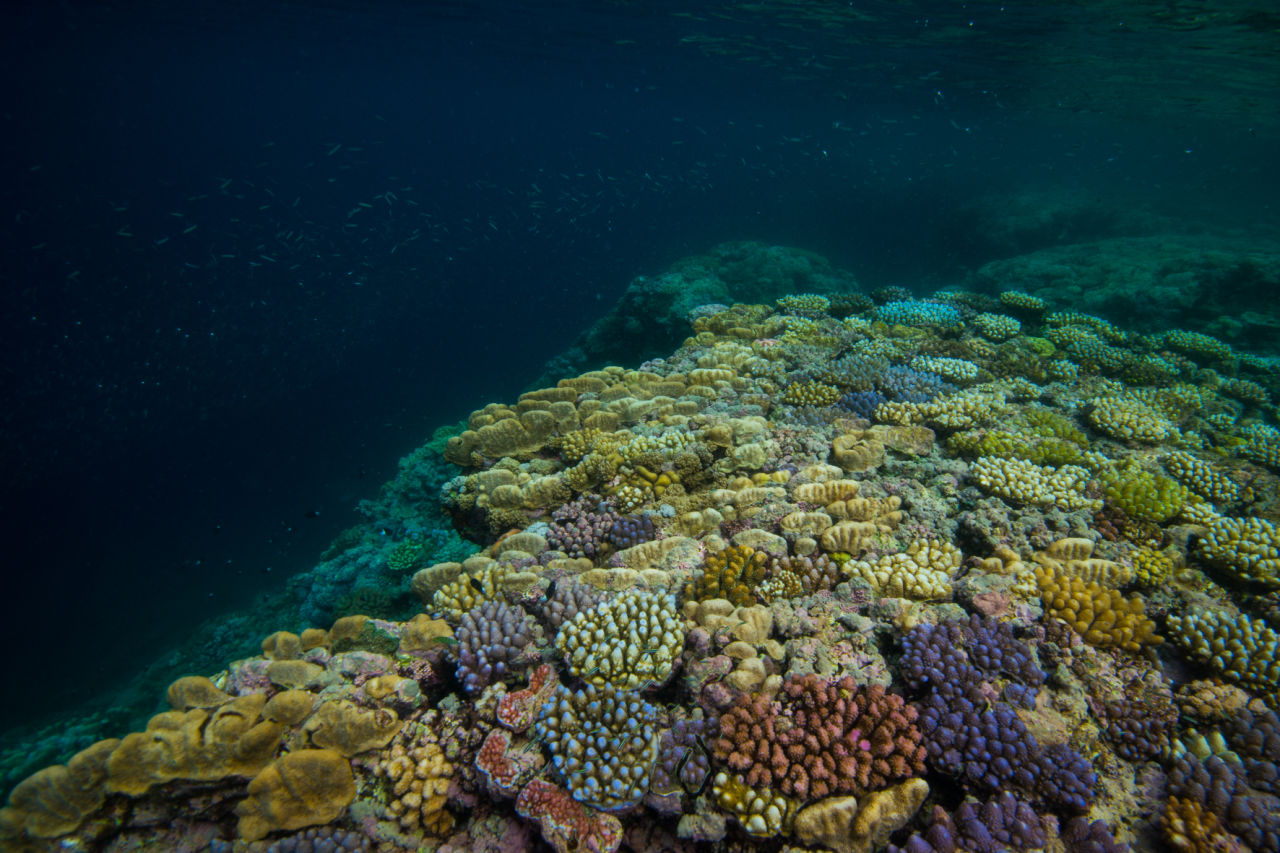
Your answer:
(5, 278), (1280, 853)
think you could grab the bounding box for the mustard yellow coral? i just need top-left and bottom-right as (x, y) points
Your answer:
(1036, 566), (1162, 653)
(685, 545), (769, 606)
(784, 380), (841, 407)
(374, 720), (455, 837)
(712, 771), (795, 837)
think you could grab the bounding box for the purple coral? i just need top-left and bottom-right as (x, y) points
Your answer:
(652, 711), (715, 796)
(537, 577), (604, 632)
(903, 616), (1094, 812)
(900, 615), (1045, 708)
(1094, 695), (1176, 763)
(456, 600), (544, 694)
(606, 514), (658, 549)
(546, 494), (619, 559)
(1168, 752), (1280, 850)
(1228, 705), (1280, 794)
(1059, 816), (1130, 853)
(887, 792), (1046, 853)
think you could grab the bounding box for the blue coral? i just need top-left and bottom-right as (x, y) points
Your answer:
(878, 364), (954, 404)
(874, 299), (963, 330)
(535, 682), (659, 811)
(835, 389), (886, 420)
(606, 514), (658, 549)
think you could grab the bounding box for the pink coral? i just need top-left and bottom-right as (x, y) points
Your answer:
(475, 729), (544, 797)
(497, 664), (558, 732)
(515, 779), (623, 853)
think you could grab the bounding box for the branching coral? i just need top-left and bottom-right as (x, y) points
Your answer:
(712, 675), (926, 802)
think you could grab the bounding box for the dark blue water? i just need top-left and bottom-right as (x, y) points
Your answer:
(1, 0), (1275, 742)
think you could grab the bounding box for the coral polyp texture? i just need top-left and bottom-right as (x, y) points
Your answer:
(5, 242), (1280, 851)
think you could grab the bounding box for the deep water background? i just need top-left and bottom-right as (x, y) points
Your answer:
(1, 0), (1276, 739)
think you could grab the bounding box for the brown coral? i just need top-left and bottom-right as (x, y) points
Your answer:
(713, 676), (926, 802)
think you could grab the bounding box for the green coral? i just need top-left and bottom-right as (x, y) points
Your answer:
(386, 539), (427, 573)
(946, 410), (1088, 468)
(1099, 461), (1187, 523)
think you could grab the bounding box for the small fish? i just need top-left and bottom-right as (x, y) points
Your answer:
(545, 580), (557, 600)
(469, 577), (485, 593)
(327, 143), (342, 156)
(431, 635), (459, 646)
(672, 746), (691, 781)
(183, 224), (198, 234)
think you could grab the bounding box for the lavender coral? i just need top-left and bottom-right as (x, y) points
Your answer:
(455, 600), (544, 694)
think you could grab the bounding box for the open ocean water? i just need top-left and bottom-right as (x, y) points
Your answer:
(1, 1), (1278, 850)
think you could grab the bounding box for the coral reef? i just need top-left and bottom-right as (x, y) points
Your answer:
(6, 243), (1280, 852)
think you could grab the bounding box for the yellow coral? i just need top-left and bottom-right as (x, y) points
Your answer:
(1036, 567), (1162, 653)
(685, 545), (769, 606)
(374, 720), (455, 837)
(969, 455), (1099, 511)
(784, 380), (841, 407)
(712, 772), (795, 837)
(848, 540), (961, 599)
(1089, 395), (1177, 443)
(432, 562), (508, 622)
